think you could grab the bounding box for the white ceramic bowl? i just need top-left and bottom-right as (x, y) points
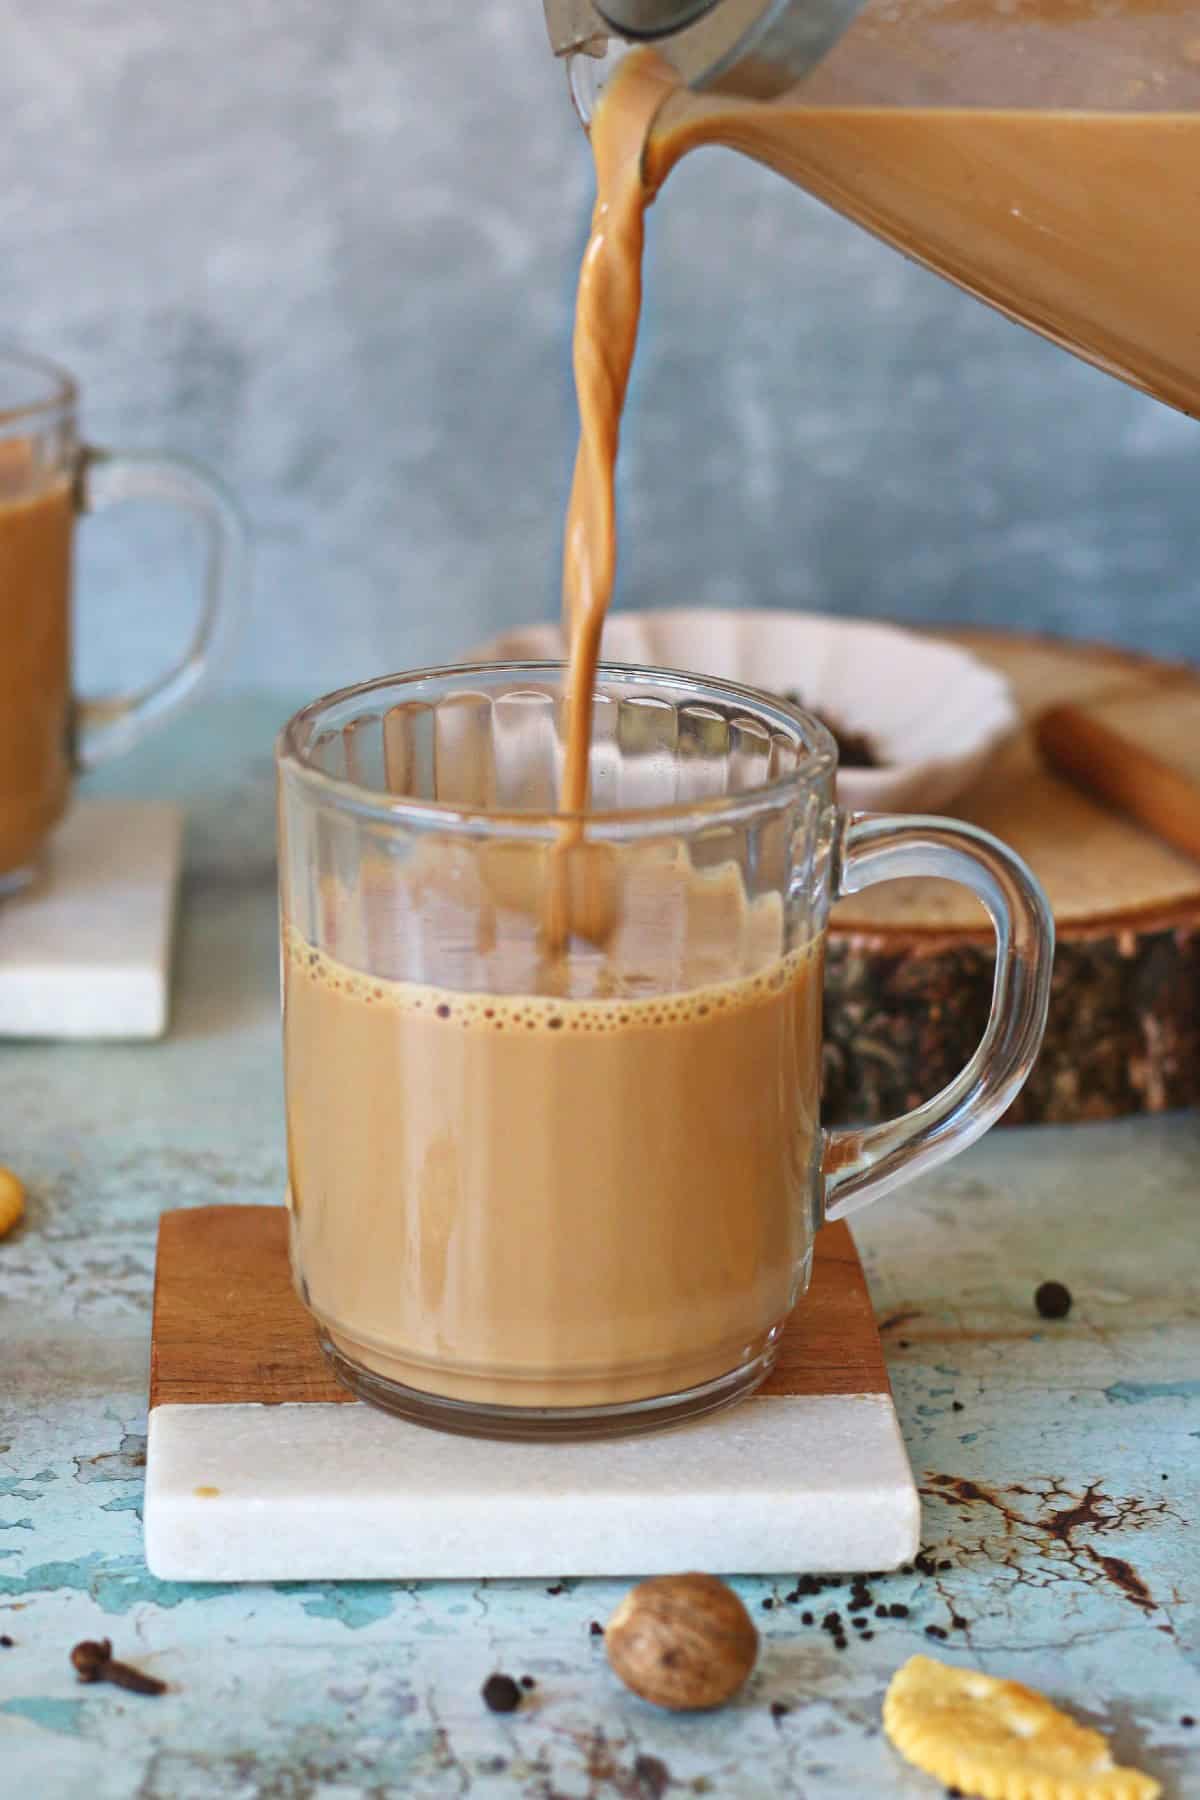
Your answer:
(468, 607), (1019, 813)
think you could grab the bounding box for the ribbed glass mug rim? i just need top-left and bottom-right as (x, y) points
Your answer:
(277, 659), (838, 836)
(0, 347), (77, 429)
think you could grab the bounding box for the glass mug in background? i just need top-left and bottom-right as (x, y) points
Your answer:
(0, 348), (245, 891)
(278, 663), (1054, 1440)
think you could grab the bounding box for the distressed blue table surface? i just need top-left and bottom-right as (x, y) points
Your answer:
(1, 698), (1198, 1799)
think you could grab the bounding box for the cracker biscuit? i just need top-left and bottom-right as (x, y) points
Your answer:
(883, 1655), (1160, 1800)
(0, 1167), (24, 1239)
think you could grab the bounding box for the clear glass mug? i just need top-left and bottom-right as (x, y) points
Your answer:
(278, 662), (1053, 1440)
(0, 347), (245, 891)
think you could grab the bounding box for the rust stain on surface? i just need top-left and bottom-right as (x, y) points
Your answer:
(920, 1472), (1178, 1614)
(1085, 1549), (1155, 1612)
(558, 1728), (680, 1797)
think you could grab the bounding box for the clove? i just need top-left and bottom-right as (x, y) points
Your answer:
(70, 1638), (166, 1696)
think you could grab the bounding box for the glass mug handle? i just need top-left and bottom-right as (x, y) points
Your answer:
(72, 447), (247, 771)
(822, 814), (1055, 1222)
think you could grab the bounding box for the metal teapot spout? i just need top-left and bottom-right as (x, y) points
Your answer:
(543, 0), (609, 59)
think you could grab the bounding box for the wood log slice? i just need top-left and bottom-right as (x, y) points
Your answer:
(824, 631), (1200, 1127)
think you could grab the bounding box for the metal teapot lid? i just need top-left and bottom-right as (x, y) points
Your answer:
(544, 0), (868, 98)
(594, 1), (724, 34)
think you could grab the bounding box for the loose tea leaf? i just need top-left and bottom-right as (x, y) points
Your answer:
(778, 691), (880, 769)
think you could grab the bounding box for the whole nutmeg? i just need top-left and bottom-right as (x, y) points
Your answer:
(605, 1572), (759, 1711)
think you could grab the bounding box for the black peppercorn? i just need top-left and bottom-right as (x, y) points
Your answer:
(1035, 1280), (1072, 1319)
(481, 1673), (522, 1714)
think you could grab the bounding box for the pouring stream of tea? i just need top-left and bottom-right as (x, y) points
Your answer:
(553, 33), (1200, 942)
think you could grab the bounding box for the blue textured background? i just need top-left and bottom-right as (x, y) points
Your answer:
(3, 0), (1197, 699)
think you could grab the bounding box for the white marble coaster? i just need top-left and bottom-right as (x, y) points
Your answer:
(145, 1207), (919, 1582)
(0, 800), (183, 1039)
(145, 1392), (919, 1582)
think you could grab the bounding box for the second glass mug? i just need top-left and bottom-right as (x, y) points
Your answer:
(279, 662), (1054, 1440)
(0, 348), (244, 891)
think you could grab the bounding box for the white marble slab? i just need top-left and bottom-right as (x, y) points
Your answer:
(0, 800), (183, 1040)
(144, 1392), (920, 1582)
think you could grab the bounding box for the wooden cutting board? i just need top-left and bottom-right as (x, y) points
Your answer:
(144, 1205), (918, 1582)
(826, 630), (1200, 1126)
